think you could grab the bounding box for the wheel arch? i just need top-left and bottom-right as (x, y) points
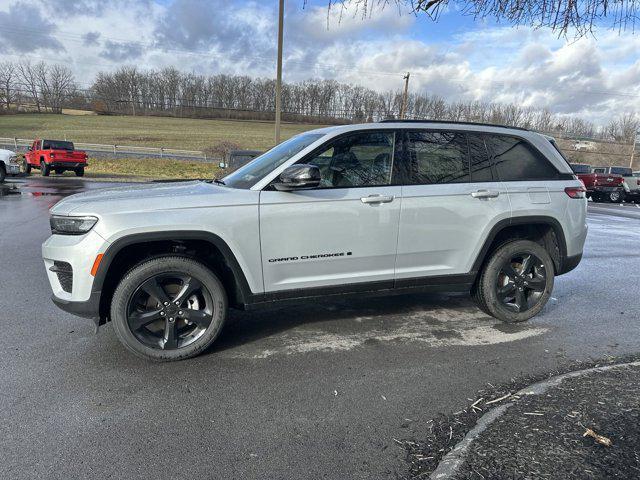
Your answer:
(472, 216), (569, 278)
(94, 231), (255, 324)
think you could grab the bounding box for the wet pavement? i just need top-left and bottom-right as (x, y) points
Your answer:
(1, 176), (639, 479)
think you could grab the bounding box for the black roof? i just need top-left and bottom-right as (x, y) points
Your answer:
(378, 119), (529, 131)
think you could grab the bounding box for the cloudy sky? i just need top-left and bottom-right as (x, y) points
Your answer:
(0, 0), (638, 123)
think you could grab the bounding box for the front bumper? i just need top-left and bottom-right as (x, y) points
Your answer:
(5, 163), (21, 175)
(42, 229), (109, 304)
(52, 291), (101, 322)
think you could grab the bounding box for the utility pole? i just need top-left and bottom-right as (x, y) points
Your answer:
(630, 131), (639, 169)
(399, 72), (410, 119)
(274, 0), (284, 145)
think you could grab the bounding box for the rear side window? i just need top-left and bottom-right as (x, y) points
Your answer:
(398, 131), (469, 184)
(467, 135), (494, 182)
(486, 135), (559, 181)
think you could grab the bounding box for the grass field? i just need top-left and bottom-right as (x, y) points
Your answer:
(0, 113), (327, 151)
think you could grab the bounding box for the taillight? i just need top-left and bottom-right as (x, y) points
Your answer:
(565, 186), (586, 198)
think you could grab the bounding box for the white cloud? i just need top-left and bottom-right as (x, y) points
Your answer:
(0, 0), (637, 124)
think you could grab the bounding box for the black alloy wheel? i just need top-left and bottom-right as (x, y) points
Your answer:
(127, 272), (214, 350)
(495, 253), (547, 313)
(111, 256), (228, 361)
(473, 239), (554, 323)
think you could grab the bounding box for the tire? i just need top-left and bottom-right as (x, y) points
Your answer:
(24, 161), (31, 175)
(75, 167), (84, 177)
(474, 239), (555, 323)
(41, 161), (50, 177)
(608, 190), (623, 203)
(0, 164), (5, 182)
(111, 256), (228, 361)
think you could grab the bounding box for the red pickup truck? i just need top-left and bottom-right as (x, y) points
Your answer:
(25, 139), (88, 177)
(570, 163), (625, 203)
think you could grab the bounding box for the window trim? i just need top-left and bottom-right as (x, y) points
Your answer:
(266, 129), (400, 191)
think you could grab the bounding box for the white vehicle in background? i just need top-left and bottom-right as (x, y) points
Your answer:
(0, 149), (21, 182)
(573, 140), (597, 152)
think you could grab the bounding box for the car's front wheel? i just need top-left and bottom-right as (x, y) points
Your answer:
(0, 164), (5, 182)
(474, 240), (554, 323)
(111, 256), (228, 361)
(41, 161), (50, 176)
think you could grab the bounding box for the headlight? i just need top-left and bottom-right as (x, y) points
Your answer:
(50, 215), (98, 235)
(9, 155), (18, 165)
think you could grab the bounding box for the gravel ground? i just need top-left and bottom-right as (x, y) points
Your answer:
(457, 363), (640, 479)
(401, 355), (640, 479)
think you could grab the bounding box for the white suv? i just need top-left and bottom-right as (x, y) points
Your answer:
(42, 121), (588, 361)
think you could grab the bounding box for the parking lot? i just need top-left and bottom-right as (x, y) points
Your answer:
(1, 176), (640, 479)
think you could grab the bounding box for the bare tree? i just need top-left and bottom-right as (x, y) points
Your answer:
(0, 61), (17, 110)
(326, 0), (640, 36)
(17, 61), (43, 112)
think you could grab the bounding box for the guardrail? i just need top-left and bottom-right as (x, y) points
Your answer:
(0, 137), (210, 162)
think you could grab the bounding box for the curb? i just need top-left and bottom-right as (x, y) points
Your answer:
(429, 360), (640, 480)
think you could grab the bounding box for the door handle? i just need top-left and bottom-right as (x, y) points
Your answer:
(471, 190), (500, 199)
(361, 194), (394, 204)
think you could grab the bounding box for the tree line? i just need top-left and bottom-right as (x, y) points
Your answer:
(0, 61), (638, 143)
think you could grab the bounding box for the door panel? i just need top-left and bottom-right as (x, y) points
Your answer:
(260, 186), (402, 291)
(396, 182), (510, 278)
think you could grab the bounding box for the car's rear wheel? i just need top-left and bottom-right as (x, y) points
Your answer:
(75, 168), (84, 177)
(474, 240), (554, 323)
(111, 256), (227, 361)
(608, 190), (623, 203)
(40, 161), (50, 176)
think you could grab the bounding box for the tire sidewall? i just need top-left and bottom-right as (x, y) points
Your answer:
(480, 240), (555, 323)
(111, 256), (227, 361)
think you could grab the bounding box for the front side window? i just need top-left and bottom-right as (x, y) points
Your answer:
(302, 131), (395, 188)
(223, 133), (324, 189)
(486, 135), (559, 181)
(396, 131), (469, 185)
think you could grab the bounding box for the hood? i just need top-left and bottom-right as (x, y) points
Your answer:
(50, 181), (256, 216)
(0, 149), (16, 159)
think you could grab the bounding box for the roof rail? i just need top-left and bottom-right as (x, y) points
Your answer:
(378, 119), (529, 131)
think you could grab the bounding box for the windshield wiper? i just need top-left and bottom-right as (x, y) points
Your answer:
(213, 178), (226, 186)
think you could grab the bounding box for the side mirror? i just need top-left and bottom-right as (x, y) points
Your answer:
(273, 164), (321, 191)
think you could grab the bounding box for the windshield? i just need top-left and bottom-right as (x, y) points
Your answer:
(223, 133), (325, 189)
(43, 140), (74, 150)
(570, 163), (591, 174)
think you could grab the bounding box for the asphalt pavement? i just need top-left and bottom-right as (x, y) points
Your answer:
(1, 177), (639, 480)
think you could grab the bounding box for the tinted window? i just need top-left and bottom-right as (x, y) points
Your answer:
(398, 131), (469, 185)
(468, 135), (494, 182)
(303, 131), (394, 188)
(610, 167), (632, 176)
(43, 140), (74, 150)
(224, 133), (324, 189)
(570, 163), (591, 174)
(486, 135), (559, 181)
